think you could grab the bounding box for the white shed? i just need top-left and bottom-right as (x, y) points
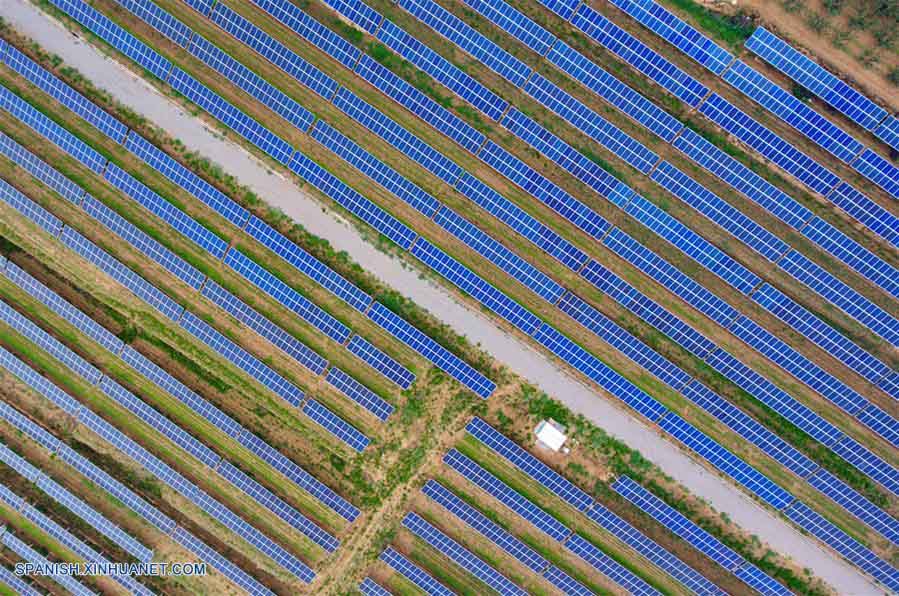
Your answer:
(534, 419), (568, 452)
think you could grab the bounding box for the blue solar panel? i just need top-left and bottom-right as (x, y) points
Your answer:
(533, 322), (670, 421)
(746, 27), (888, 131)
(659, 412), (795, 510)
(559, 293), (692, 391)
(545, 42), (684, 142)
(0, 84), (106, 173)
(310, 119), (442, 218)
(457, 0), (555, 55)
(784, 501), (899, 591)
(411, 237), (542, 335)
(171, 527), (275, 595)
(332, 87), (461, 185)
(443, 449), (571, 540)
(287, 150), (418, 249)
(319, 0), (383, 34)
(651, 161), (789, 262)
(543, 566), (592, 596)
(480, 141), (611, 240)
(602, 228), (739, 326)
(115, 0), (192, 47)
(201, 279), (329, 376)
(123, 132), (249, 227)
(368, 302), (495, 397)
(224, 248), (352, 343)
(359, 577), (391, 596)
(2, 532), (95, 596)
(0, 402), (62, 455)
(80, 193), (206, 289)
(60, 227), (184, 321)
(403, 512), (527, 595)
(381, 547), (454, 595)
(801, 217), (899, 299)
(183, 0), (215, 15)
(433, 206), (565, 303)
(580, 260), (717, 358)
(831, 436), (899, 497)
(355, 54), (485, 153)
(733, 562), (792, 596)
(237, 431), (359, 520)
(376, 19), (508, 120)
(0, 131), (84, 204)
(571, 5), (708, 107)
(103, 163), (229, 257)
(565, 534), (660, 596)
(722, 60), (864, 164)
(48, 0), (173, 80)
(454, 173), (589, 271)
(808, 469), (899, 545)
(398, 0), (532, 87)
(878, 372), (899, 400)
(325, 367), (394, 421)
(586, 501), (725, 595)
(857, 405), (899, 447)
(249, 0), (362, 69)
(0, 558), (40, 596)
(210, 3), (338, 101)
(0, 41), (129, 141)
(0, 345), (82, 415)
(346, 334), (416, 389)
(752, 283), (891, 384)
(852, 149), (899, 203)
(827, 182), (898, 246)
(423, 479), (549, 573)
(180, 310), (305, 407)
(534, 0), (580, 19)
(303, 398), (369, 451)
(612, 475), (744, 571)
(0, 177), (63, 237)
(874, 116), (899, 153)
(167, 67), (295, 164)
(609, 0), (733, 74)
(699, 93), (840, 195)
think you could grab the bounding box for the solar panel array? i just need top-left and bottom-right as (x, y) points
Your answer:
(302, 398), (370, 452)
(171, 527), (275, 596)
(565, 534), (660, 596)
(359, 577), (391, 596)
(875, 116), (899, 152)
(2, 531), (96, 596)
(346, 334), (416, 389)
(325, 367), (394, 421)
(807, 469), (899, 546)
(380, 546), (454, 595)
(0, 555), (40, 596)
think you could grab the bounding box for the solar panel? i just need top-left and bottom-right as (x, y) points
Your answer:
(830, 181), (899, 248)
(20, 499), (103, 563)
(325, 367), (394, 421)
(0, 346), (82, 415)
(103, 163), (229, 257)
(878, 372), (899, 400)
(380, 547), (454, 595)
(218, 460), (340, 551)
(433, 206), (565, 303)
(457, 0), (556, 55)
(874, 116), (899, 153)
(830, 436), (899, 497)
(319, 0), (383, 34)
(224, 248), (352, 343)
(454, 173), (589, 271)
(423, 479), (549, 573)
(532, 322), (670, 421)
(479, 141), (611, 240)
(564, 534), (660, 596)
(534, 0), (580, 20)
(0, 41), (129, 141)
(287, 150), (418, 249)
(808, 469), (899, 545)
(115, 0), (192, 47)
(733, 562), (792, 596)
(183, 0), (215, 16)
(346, 334), (416, 389)
(402, 512), (527, 595)
(2, 532), (96, 596)
(180, 310), (305, 407)
(650, 161), (789, 262)
(249, 0), (362, 69)
(355, 54), (485, 153)
(359, 577), (391, 596)
(201, 279), (330, 376)
(0, 84), (106, 173)
(331, 87), (462, 185)
(303, 398), (370, 451)
(611, 475), (744, 571)
(0, 560), (41, 596)
(722, 60), (864, 164)
(608, 0), (733, 74)
(210, 2), (339, 100)
(171, 527), (275, 596)
(745, 27), (887, 131)
(368, 302), (495, 397)
(167, 67), (295, 164)
(123, 132), (249, 227)
(237, 431), (360, 521)
(443, 448), (571, 541)
(545, 41), (684, 142)
(659, 413), (795, 510)
(310, 119), (442, 218)
(852, 149), (899, 203)
(0, 177), (63, 237)
(0, 402), (62, 455)
(571, 5), (708, 107)
(602, 228), (739, 326)
(411, 237), (542, 335)
(376, 19), (508, 120)
(698, 93), (840, 195)
(397, 0), (532, 87)
(542, 565), (592, 596)
(60, 227), (184, 321)
(0, 131), (84, 204)
(856, 405), (899, 447)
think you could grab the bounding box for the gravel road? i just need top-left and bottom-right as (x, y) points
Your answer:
(4, 1), (879, 591)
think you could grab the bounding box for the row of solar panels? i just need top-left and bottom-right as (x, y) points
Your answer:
(466, 417), (899, 591)
(0, 528), (94, 596)
(0, 355), (275, 595)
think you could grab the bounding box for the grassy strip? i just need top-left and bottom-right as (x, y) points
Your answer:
(657, 0), (755, 48)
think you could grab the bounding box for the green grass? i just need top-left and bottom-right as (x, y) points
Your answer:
(660, 0), (755, 48)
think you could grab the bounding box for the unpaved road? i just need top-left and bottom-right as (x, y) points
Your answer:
(3, 1), (879, 592)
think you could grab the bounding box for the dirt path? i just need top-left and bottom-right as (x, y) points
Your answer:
(1, 1), (878, 592)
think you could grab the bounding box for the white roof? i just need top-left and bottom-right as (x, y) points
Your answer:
(535, 420), (567, 451)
